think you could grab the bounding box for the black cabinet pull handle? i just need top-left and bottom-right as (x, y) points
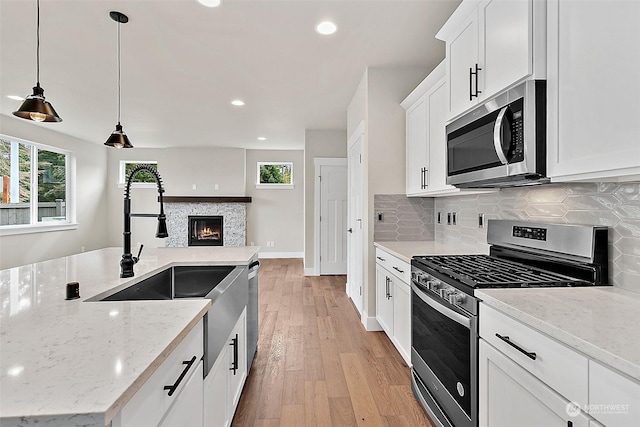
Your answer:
(495, 333), (537, 360)
(376, 256), (386, 262)
(230, 334), (239, 375)
(423, 169), (428, 189)
(385, 276), (390, 299)
(393, 266), (404, 274)
(469, 67), (473, 101)
(567, 421), (573, 427)
(163, 356), (197, 396)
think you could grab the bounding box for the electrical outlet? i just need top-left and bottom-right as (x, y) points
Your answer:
(250, 241), (254, 246)
(214, 184), (219, 190)
(271, 241), (275, 247)
(81, 246), (85, 253)
(452, 212), (457, 226)
(192, 184), (197, 190)
(447, 213), (452, 225)
(478, 213), (485, 229)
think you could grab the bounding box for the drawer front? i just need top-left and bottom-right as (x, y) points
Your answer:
(375, 248), (410, 283)
(589, 360), (640, 426)
(480, 304), (588, 406)
(117, 319), (204, 427)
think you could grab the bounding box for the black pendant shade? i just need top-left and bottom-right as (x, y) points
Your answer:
(13, 84), (62, 122)
(12, 0), (62, 123)
(105, 11), (133, 148)
(104, 123), (133, 149)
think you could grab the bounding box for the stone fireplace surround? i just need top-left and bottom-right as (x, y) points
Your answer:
(163, 197), (250, 247)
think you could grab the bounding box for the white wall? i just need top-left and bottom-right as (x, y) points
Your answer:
(0, 115), (109, 269)
(106, 147), (246, 248)
(245, 149), (304, 257)
(347, 67), (431, 319)
(303, 129), (347, 271)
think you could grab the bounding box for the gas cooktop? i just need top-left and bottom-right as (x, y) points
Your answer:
(412, 254), (590, 288)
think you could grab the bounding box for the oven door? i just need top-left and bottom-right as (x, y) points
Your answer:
(411, 282), (477, 427)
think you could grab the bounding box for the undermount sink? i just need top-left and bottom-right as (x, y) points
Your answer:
(92, 265), (236, 301)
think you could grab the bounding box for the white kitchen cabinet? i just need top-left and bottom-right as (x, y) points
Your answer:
(402, 62), (496, 197)
(479, 340), (591, 427)
(204, 308), (247, 427)
(547, 0), (640, 182)
(159, 359), (204, 427)
(437, 0), (545, 120)
(405, 94), (428, 195)
(589, 360), (640, 427)
(113, 320), (205, 427)
(480, 302), (640, 427)
(392, 277), (411, 364)
(375, 248), (411, 365)
(375, 262), (394, 336)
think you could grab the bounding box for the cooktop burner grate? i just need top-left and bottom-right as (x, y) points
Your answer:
(413, 254), (589, 288)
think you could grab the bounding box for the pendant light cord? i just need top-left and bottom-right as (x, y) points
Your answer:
(117, 18), (121, 125)
(36, 0), (40, 85)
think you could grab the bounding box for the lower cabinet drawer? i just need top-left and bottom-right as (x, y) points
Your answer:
(480, 304), (588, 407)
(375, 248), (410, 283)
(114, 319), (205, 427)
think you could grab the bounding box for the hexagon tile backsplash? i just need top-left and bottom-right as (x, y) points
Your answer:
(374, 182), (640, 292)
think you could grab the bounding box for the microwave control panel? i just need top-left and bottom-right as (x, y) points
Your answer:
(513, 225), (547, 241)
(510, 100), (524, 162)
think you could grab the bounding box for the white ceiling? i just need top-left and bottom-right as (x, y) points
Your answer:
(0, 0), (460, 150)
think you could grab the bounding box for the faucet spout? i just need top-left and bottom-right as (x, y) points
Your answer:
(121, 164), (168, 278)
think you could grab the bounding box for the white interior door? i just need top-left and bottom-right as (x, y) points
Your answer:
(347, 127), (364, 314)
(320, 163), (348, 275)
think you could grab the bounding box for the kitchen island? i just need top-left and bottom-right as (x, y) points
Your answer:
(0, 246), (260, 427)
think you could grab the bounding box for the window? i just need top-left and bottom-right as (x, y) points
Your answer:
(118, 161), (158, 188)
(256, 162), (293, 188)
(0, 134), (75, 233)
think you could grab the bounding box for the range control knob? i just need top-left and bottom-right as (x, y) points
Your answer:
(428, 280), (441, 292)
(448, 292), (465, 305)
(439, 288), (453, 299)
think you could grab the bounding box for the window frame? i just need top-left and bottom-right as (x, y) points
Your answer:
(0, 134), (77, 236)
(256, 161), (294, 189)
(118, 160), (159, 188)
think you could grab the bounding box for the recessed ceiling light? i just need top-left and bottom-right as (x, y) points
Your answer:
(316, 21), (337, 35)
(257, 137), (267, 141)
(7, 95), (25, 101)
(198, 0), (221, 7)
(231, 99), (245, 106)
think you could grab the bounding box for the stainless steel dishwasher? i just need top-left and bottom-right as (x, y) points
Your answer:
(247, 259), (259, 372)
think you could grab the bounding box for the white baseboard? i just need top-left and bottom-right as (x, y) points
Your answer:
(361, 310), (382, 331)
(258, 251), (304, 259)
(304, 268), (319, 276)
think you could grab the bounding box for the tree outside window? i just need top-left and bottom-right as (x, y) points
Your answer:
(1, 136), (70, 227)
(257, 162), (293, 186)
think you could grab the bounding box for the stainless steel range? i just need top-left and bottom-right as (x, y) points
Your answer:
(410, 220), (609, 427)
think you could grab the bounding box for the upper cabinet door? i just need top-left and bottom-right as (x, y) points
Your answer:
(405, 96), (429, 195)
(438, 0), (544, 120)
(547, 0), (640, 182)
(480, 0), (532, 99)
(447, 11), (480, 118)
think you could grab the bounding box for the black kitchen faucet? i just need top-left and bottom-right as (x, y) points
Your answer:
(120, 164), (168, 278)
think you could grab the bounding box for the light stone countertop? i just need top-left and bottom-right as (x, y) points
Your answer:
(0, 246), (260, 426)
(374, 240), (488, 263)
(476, 286), (640, 382)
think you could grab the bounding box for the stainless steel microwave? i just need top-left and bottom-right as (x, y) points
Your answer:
(446, 80), (548, 188)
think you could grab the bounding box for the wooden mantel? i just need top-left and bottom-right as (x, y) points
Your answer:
(162, 196), (252, 203)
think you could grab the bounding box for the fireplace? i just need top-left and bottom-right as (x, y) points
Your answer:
(188, 216), (223, 246)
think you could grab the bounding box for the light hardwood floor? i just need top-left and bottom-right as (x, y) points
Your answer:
(232, 258), (435, 427)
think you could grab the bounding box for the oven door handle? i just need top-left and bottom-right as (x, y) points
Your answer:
(412, 283), (471, 328)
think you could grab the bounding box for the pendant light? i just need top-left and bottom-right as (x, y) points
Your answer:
(13, 0), (62, 123)
(104, 11), (133, 149)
